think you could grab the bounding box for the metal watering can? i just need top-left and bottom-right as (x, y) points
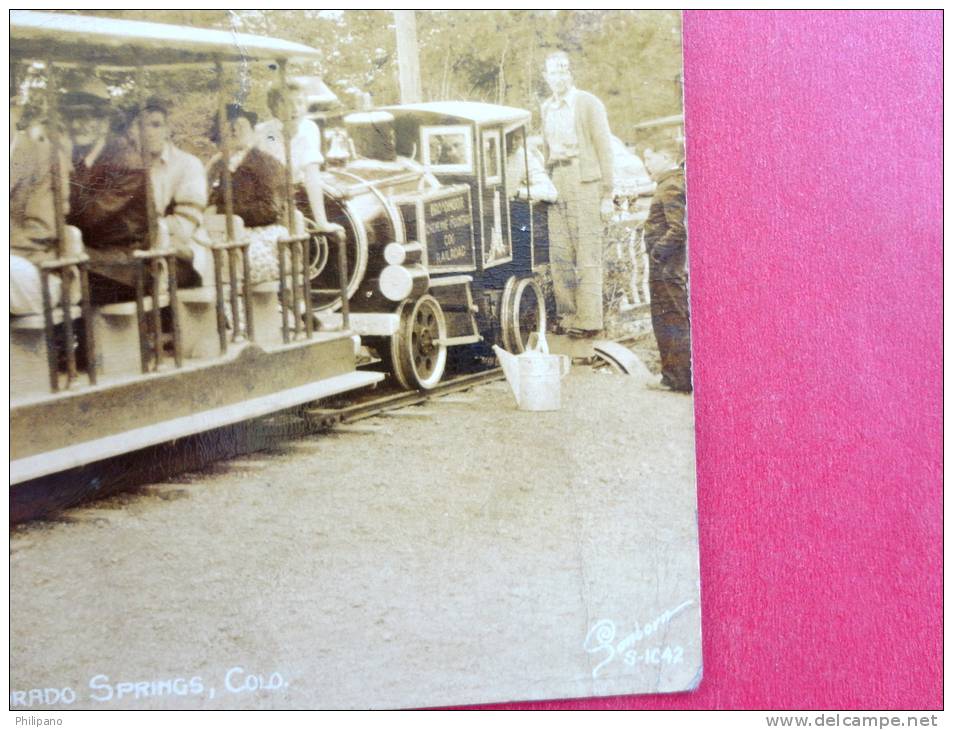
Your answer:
(493, 333), (571, 412)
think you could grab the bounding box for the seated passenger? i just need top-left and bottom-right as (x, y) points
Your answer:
(255, 82), (344, 243)
(206, 104), (288, 284)
(64, 78), (113, 204)
(10, 103), (78, 315)
(68, 94), (211, 303)
(62, 80), (148, 304)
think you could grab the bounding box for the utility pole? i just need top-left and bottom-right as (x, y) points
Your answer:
(394, 10), (422, 104)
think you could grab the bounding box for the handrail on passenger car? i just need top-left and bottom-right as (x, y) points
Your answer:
(12, 12), (339, 392)
(132, 249), (183, 371)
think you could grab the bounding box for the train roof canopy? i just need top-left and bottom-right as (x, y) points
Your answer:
(382, 101), (531, 127)
(10, 11), (325, 67)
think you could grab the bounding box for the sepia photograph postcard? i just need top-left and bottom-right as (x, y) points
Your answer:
(9, 9), (700, 710)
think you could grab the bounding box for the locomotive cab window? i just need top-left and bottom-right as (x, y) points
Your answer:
(504, 125), (527, 198)
(421, 125), (473, 173)
(482, 130), (502, 185)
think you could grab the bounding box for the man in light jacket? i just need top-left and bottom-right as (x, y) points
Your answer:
(541, 51), (615, 337)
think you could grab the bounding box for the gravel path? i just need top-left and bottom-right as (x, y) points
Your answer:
(10, 366), (700, 710)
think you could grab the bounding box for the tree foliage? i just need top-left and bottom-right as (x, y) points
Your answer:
(414, 10), (683, 137)
(39, 10), (683, 154)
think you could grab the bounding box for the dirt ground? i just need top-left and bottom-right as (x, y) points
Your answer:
(10, 360), (700, 710)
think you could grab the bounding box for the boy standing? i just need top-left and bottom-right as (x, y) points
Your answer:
(643, 141), (691, 392)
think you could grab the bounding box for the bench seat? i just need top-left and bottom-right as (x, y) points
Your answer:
(11, 306), (83, 331)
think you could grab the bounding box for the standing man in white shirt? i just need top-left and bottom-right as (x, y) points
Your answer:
(541, 51), (615, 337)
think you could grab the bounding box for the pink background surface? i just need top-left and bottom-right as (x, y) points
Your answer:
(488, 10), (943, 710)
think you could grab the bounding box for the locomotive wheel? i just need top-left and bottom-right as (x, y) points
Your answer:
(498, 276), (518, 351)
(302, 217), (330, 281)
(390, 295), (448, 390)
(503, 277), (546, 353)
(309, 196), (369, 313)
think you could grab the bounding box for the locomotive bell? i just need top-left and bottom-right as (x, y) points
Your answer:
(325, 127), (353, 166)
(345, 111), (396, 161)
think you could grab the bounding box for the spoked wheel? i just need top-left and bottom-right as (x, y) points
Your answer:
(502, 277), (546, 353)
(390, 295), (448, 390)
(302, 217), (330, 281)
(308, 195), (369, 313)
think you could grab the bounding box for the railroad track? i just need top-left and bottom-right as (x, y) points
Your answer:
(11, 330), (651, 524)
(260, 327), (648, 435)
(287, 328), (648, 433)
(300, 367), (505, 431)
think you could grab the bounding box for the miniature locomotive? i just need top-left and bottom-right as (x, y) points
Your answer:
(311, 102), (550, 388)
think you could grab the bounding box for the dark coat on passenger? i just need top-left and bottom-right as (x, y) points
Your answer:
(67, 138), (149, 254)
(208, 147), (286, 228)
(67, 139), (209, 302)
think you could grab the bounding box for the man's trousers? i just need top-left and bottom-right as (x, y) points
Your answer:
(648, 259), (692, 392)
(548, 161), (604, 331)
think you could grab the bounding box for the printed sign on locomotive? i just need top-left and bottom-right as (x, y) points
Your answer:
(398, 185), (476, 272)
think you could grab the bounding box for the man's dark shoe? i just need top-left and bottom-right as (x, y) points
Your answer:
(648, 374), (692, 393)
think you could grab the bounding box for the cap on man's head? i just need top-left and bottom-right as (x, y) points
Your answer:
(61, 78), (111, 111)
(138, 95), (171, 117)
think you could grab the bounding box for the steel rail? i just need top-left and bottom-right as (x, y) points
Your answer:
(300, 367), (504, 431)
(294, 331), (647, 431)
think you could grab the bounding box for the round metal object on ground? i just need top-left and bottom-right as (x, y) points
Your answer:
(504, 277), (546, 354)
(390, 295), (448, 390)
(592, 340), (654, 380)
